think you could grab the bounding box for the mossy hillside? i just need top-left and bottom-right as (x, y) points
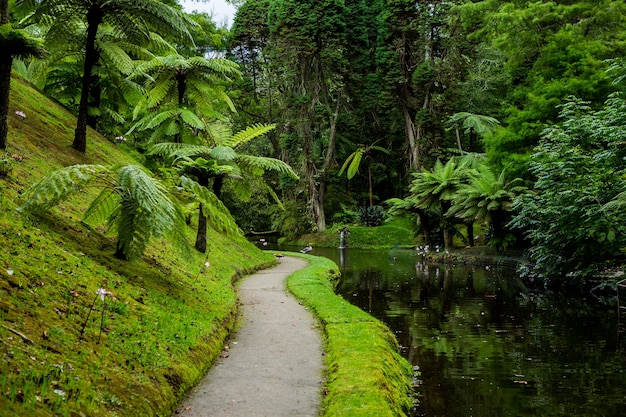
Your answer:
(0, 75), (275, 416)
(286, 217), (417, 250)
(285, 253), (413, 417)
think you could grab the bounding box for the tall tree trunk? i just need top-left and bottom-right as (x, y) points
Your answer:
(466, 222), (474, 247)
(0, 57), (11, 151)
(86, 70), (101, 130)
(195, 174), (211, 253)
(195, 202), (207, 253)
(0, 0), (11, 150)
(73, 9), (102, 153)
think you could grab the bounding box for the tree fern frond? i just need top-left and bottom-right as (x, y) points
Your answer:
(114, 165), (189, 260)
(83, 188), (120, 227)
(210, 146), (237, 161)
(236, 154), (299, 180)
(179, 176), (242, 237)
(18, 164), (111, 214)
(224, 123), (276, 148)
(178, 108), (206, 130)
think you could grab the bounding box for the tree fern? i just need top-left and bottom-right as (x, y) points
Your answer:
(19, 164), (190, 261)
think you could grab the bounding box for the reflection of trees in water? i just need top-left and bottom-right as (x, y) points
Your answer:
(335, 252), (626, 417)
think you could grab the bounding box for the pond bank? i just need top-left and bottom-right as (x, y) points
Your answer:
(286, 253), (414, 417)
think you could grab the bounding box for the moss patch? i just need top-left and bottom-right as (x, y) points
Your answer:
(285, 253), (413, 417)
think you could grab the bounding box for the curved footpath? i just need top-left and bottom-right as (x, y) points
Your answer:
(172, 256), (323, 417)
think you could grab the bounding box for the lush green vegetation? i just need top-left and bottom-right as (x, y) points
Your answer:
(3, 0), (626, 412)
(0, 75), (274, 416)
(286, 253), (414, 417)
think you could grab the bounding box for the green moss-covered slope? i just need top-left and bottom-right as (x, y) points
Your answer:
(0, 75), (275, 416)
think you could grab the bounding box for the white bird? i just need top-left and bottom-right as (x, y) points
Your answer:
(300, 244), (313, 254)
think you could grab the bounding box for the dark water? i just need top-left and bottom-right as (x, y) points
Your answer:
(287, 245), (626, 417)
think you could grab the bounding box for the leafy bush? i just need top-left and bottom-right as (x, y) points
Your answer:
(358, 205), (385, 227)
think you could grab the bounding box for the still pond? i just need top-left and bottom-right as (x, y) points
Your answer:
(293, 246), (626, 417)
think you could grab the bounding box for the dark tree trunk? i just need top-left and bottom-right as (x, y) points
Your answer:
(0, 0), (11, 150)
(0, 57), (12, 150)
(195, 203), (207, 253)
(87, 69), (101, 130)
(72, 7), (102, 153)
(114, 242), (128, 261)
(466, 222), (475, 247)
(212, 175), (224, 199)
(417, 209), (432, 246)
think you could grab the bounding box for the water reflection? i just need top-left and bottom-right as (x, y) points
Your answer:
(301, 246), (626, 417)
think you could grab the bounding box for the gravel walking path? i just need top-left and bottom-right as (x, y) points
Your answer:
(173, 256), (324, 417)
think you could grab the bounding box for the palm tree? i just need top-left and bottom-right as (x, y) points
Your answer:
(18, 164), (189, 260)
(449, 164), (526, 250)
(0, 0), (45, 149)
(128, 53), (241, 144)
(410, 158), (473, 249)
(151, 122), (299, 252)
(27, 0), (193, 153)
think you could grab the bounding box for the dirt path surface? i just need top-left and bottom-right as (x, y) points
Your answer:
(173, 256), (324, 417)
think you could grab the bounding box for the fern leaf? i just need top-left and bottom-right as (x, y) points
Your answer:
(224, 123), (276, 148)
(210, 146), (237, 161)
(236, 154), (299, 180)
(18, 164), (110, 214)
(179, 176), (242, 237)
(83, 188), (120, 227)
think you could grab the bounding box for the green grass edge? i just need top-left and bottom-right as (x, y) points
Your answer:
(284, 252), (414, 417)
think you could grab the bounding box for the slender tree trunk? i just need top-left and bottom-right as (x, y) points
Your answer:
(86, 71), (101, 130)
(73, 9), (102, 153)
(195, 203), (207, 253)
(0, 57), (11, 150)
(368, 163), (373, 207)
(0, 0), (11, 150)
(466, 222), (474, 247)
(0, 0), (7, 24)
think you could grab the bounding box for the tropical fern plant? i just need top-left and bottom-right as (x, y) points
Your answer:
(338, 142), (390, 207)
(449, 164), (526, 250)
(23, 0), (194, 153)
(410, 158), (474, 249)
(128, 53), (242, 144)
(18, 164), (189, 260)
(150, 122), (298, 252)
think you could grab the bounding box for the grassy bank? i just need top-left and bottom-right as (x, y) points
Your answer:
(285, 217), (417, 250)
(0, 75), (275, 416)
(285, 253), (414, 417)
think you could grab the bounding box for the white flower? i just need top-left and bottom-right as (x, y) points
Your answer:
(6, 268), (14, 276)
(204, 261), (210, 268)
(15, 110), (26, 119)
(96, 288), (112, 301)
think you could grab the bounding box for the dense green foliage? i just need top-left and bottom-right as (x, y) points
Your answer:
(510, 96), (626, 279)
